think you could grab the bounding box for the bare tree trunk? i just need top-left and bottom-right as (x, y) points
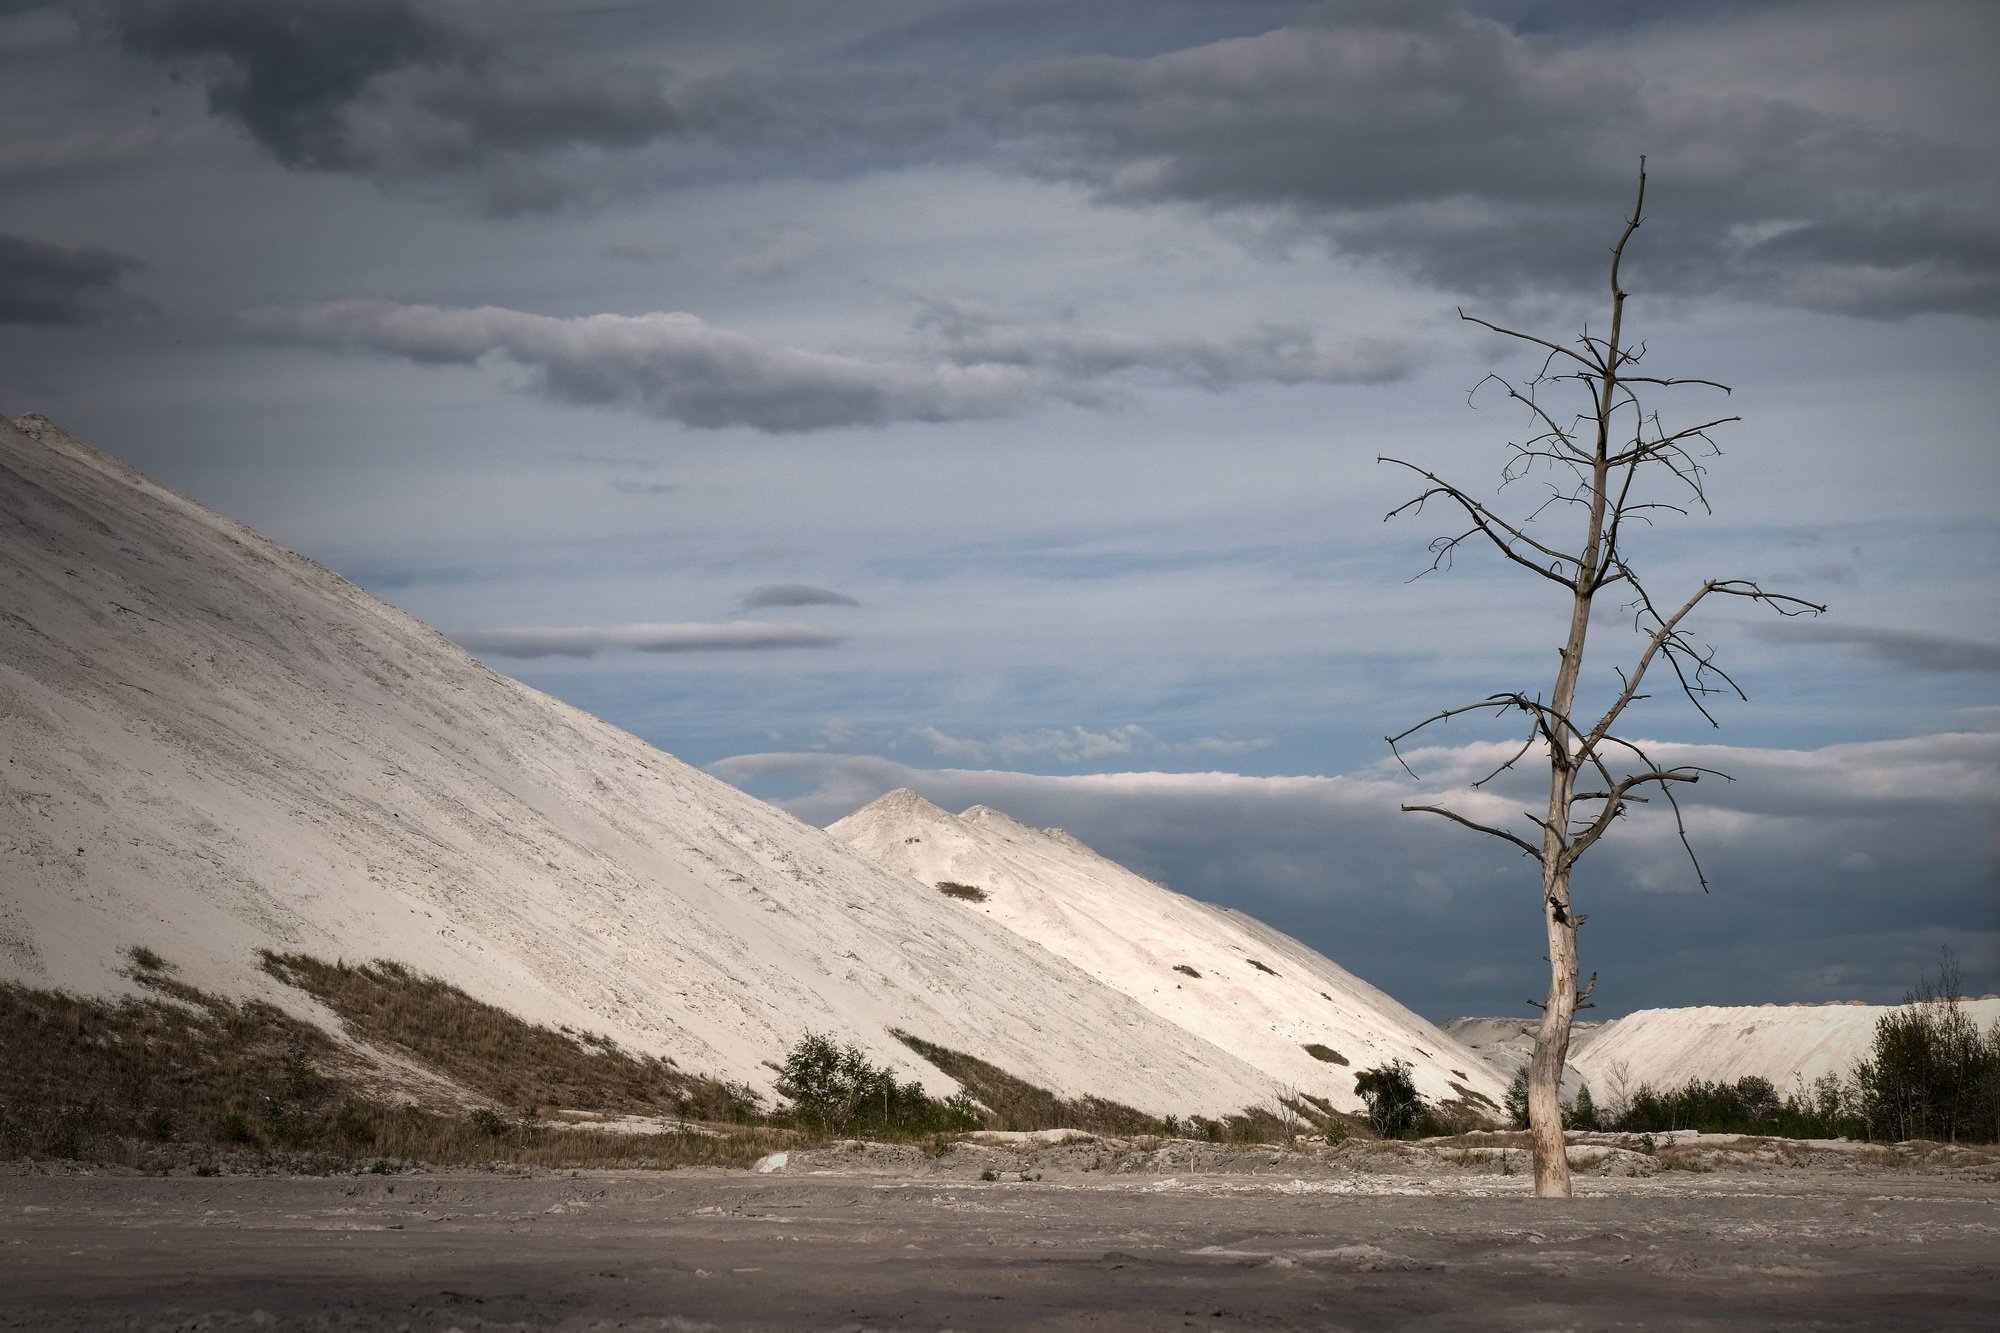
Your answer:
(1530, 862), (1579, 1195)
(1380, 158), (1823, 1199)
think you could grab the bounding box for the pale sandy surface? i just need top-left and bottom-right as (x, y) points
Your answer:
(832, 790), (1509, 1116)
(4, 1148), (1996, 1331)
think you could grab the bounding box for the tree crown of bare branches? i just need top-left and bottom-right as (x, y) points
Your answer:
(1378, 159), (1825, 890)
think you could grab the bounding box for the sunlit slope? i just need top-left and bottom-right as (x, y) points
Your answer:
(830, 789), (1508, 1118)
(0, 414), (1279, 1116)
(1571, 999), (2000, 1095)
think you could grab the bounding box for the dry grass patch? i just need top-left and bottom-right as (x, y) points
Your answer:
(259, 952), (755, 1122)
(2, 951), (789, 1172)
(894, 1032), (1168, 1136)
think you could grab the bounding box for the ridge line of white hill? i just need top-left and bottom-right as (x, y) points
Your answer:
(0, 414), (1283, 1118)
(828, 788), (1509, 1118)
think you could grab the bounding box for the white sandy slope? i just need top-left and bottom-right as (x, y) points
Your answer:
(0, 415), (1286, 1117)
(828, 790), (1509, 1119)
(1569, 999), (2000, 1097)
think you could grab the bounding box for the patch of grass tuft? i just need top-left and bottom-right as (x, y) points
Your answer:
(934, 881), (988, 903)
(1172, 964), (1201, 978)
(1246, 959), (1279, 976)
(1303, 1043), (1349, 1065)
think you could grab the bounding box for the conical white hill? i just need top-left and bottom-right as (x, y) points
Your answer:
(829, 790), (1509, 1117)
(0, 415), (1278, 1116)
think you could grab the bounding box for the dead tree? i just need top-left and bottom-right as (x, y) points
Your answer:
(1379, 158), (1824, 1198)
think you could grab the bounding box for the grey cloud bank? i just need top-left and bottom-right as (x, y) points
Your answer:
(236, 298), (1406, 429)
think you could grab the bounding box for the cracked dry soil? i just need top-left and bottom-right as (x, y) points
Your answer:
(3, 1153), (1996, 1331)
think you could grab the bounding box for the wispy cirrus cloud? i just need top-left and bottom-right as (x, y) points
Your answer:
(453, 620), (842, 659)
(232, 297), (1414, 431)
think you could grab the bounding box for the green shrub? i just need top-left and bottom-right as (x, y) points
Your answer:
(1246, 960), (1278, 976)
(777, 1033), (980, 1140)
(1173, 964), (1201, 978)
(1302, 1043), (1347, 1066)
(1854, 953), (2000, 1143)
(1504, 1068), (1529, 1129)
(468, 1108), (508, 1137)
(935, 882), (988, 903)
(1354, 1060), (1426, 1139)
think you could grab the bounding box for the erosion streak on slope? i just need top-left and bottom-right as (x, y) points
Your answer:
(830, 789), (1508, 1117)
(0, 415), (1279, 1116)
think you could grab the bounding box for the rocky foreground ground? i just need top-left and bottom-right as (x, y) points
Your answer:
(3, 1131), (1996, 1331)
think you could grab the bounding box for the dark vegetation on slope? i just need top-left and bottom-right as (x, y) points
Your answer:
(258, 952), (757, 1122)
(5, 947), (1378, 1172)
(0, 949), (786, 1171)
(933, 881), (988, 902)
(892, 1030), (1358, 1144)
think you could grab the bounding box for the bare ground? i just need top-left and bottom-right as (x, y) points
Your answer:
(3, 1136), (1997, 1331)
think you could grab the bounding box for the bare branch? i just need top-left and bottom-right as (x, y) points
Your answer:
(1379, 458), (1582, 588)
(1399, 803), (1542, 858)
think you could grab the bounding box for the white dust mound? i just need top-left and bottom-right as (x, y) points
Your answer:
(0, 414), (1284, 1116)
(829, 789), (1508, 1118)
(1569, 999), (2000, 1095)
(1443, 1017), (1607, 1097)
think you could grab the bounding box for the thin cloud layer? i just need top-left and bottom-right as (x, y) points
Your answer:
(737, 584), (860, 611)
(454, 620), (843, 659)
(0, 232), (146, 325)
(1750, 620), (2000, 674)
(234, 298), (1412, 430)
(906, 723), (1273, 765)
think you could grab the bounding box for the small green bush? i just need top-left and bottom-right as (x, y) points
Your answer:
(1353, 1060), (1426, 1139)
(468, 1108), (508, 1137)
(1173, 964), (1201, 978)
(777, 1033), (981, 1140)
(1246, 959), (1278, 976)
(1302, 1043), (1348, 1066)
(935, 882), (988, 903)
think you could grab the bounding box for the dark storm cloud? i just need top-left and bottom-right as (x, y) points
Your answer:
(93, 0), (459, 169)
(1750, 621), (2000, 674)
(980, 3), (1997, 316)
(0, 232), (147, 325)
(86, 3), (1997, 311)
(233, 298), (1410, 431)
(454, 620), (843, 659)
(92, 0), (678, 195)
(738, 584), (860, 611)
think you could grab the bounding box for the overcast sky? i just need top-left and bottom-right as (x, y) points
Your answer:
(5, 0), (1996, 1022)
